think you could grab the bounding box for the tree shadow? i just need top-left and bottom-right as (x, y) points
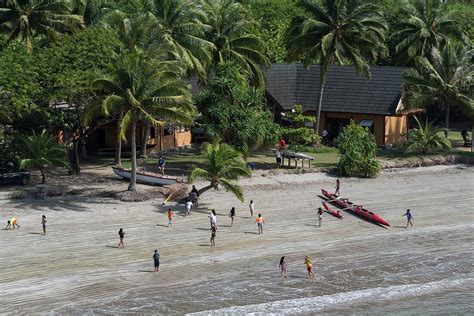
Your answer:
(9, 195), (121, 213)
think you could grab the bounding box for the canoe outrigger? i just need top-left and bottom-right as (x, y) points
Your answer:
(321, 189), (390, 227)
(322, 202), (343, 219)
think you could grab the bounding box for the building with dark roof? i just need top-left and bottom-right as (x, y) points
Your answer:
(265, 64), (410, 145)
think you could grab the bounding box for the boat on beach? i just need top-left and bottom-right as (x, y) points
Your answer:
(322, 202), (343, 219)
(321, 189), (390, 227)
(112, 166), (182, 186)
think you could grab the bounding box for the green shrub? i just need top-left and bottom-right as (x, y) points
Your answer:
(336, 121), (381, 177)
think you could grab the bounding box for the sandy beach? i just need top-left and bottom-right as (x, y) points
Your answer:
(0, 165), (473, 315)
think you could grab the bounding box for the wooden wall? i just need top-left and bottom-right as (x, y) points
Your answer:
(384, 115), (407, 145)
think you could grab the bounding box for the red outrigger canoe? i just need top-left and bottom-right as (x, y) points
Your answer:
(322, 202), (343, 219)
(321, 189), (390, 227)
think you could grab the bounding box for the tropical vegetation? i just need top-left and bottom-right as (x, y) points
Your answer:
(336, 121), (381, 178)
(401, 116), (451, 154)
(188, 138), (251, 201)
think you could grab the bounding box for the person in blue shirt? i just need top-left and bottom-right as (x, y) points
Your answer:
(403, 209), (414, 228)
(157, 157), (166, 175)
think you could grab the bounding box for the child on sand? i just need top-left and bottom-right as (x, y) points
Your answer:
(317, 207), (323, 227)
(229, 207), (236, 226)
(167, 209), (174, 227)
(335, 179), (340, 196)
(249, 200), (255, 218)
(403, 209), (414, 228)
(41, 215), (47, 235)
(255, 214), (265, 234)
(5, 217), (20, 229)
(210, 225), (217, 246)
(279, 256), (288, 278)
(304, 256), (315, 278)
(185, 200), (193, 216)
(118, 228), (125, 248)
(153, 249), (160, 272)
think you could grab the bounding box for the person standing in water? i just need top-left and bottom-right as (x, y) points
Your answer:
(167, 209), (174, 227)
(229, 207), (236, 226)
(153, 249), (160, 272)
(335, 179), (340, 196)
(403, 209), (414, 228)
(249, 200), (255, 218)
(279, 256), (288, 278)
(304, 256), (315, 278)
(210, 225), (217, 246)
(209, 209), (217, 229)
(41, 215), (47, 235)
(118, 228), (125, 248)
(317, 207), (323, 227)
(255, 214), (265, 234)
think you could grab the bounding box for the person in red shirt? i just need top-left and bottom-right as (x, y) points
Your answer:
(167, 209), (174, 227)
(279, 138), (286, 151)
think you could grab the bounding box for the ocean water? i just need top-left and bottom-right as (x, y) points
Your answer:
(51, 223), (474, 315)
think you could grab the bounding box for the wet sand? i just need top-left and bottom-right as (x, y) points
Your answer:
(0, 165), (473, 314)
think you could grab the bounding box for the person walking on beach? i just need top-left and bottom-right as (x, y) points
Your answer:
(229, 207), (236, 226)
(167, 209), (174, 227)
(210, 225), (217, 246)
(185, 199), (193, 216)
(209, 209), (217, 229)
(191, 185), (199, 207)
(249, 200), (255, 218)
(304, 256), (315, 278)
(335, 179), (340, 196)
(41, 215), (47, 235)
(279, 256), (288, 278)
(403, 209), (414, 228)
(157, 157), (166, 175)
(275, 148), (282, 167)
(317, 207), (323, 227)
(255, 214), (265, 234)
(118, 228), (125, 248)
(153, 249), (160, 272)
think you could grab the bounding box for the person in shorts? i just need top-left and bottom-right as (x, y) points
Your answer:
(255, 214), (265, 234)
(118, 228), (125, 248)
(167, 209), (174, 227)
(153, 249), (160, 272)
(304, 256), (315, 278)
(210, 225), (217, 246)
(279, 256), (288, 278)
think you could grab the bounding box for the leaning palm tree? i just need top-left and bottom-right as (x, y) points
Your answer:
(188, 139), (251, 202)
(391, 0), (467, 64)
(286, 0), (387, 134)
(403, 46), (474, 129)
(401, 116), (451, 154)
(0, 0), (84, 53)
(145, 0), (213, 78)
(92, 51), (195, 192)
(202, 0), (269, 88)
(18, 130), (68, 184)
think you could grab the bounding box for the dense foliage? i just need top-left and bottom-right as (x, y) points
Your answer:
(282, 105), (319, 146)
(196, 63), (280, 154)
(336, 121), (381, 178)
(401, 116), (451, 154)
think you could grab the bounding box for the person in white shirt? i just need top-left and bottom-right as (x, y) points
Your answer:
(186, 200), (193, 216)
(249, 200), (255, 218)
(209, 209), (217, 228)
(321, 129), (329, 145)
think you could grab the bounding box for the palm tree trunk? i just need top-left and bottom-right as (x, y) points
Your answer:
(128, 120), (137, 192)
(197, 183), (217, 196)
(445, 104), (450, 130)
(140, 122), (150, 157)
(114, 112), (123, 165)
(315, 76), (326, 135)
(73, 139), (81, 174)
(40, 168), (46, 184)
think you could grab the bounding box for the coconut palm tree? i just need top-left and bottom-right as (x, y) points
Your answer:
(202, 0), (269, 88)
(391, 0), (467, 64)
(145, 0), (213, 78)
(188, 138), (251, 201)
(286, 0), (387, 134)
(401, 116), (451, 154)
(92, 51), (195, 192)
(18, 130), (68, 184)
(0, 0), (84, 53)
(403, 46), (474, 129)
(71, 0), (111, 26)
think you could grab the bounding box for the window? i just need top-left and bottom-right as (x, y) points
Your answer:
(163, 126), (174, 136)
(359, 120), (374, 133)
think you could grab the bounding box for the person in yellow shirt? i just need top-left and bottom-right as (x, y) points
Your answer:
(5, 217), (20, 229)
(304, 256), (315, 278)
(255, 214), (266, 235)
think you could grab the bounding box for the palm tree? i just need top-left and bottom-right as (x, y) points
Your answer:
(71, 0), (111, 26)
(0, 0), (84, 53)
(92, 51), (195, 192)
(188, 138), (251, 201)
(202, 0), (269, 88)
(18, 130), (68, 184)
(145, 0), (213, 78)
(286, 0), (387, 134)
(401, 116), (451, 154)
(391, 0), (467, 64)
(403, 46), (474, 129)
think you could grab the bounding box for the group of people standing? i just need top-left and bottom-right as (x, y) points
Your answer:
(279, 256), (316, 279)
